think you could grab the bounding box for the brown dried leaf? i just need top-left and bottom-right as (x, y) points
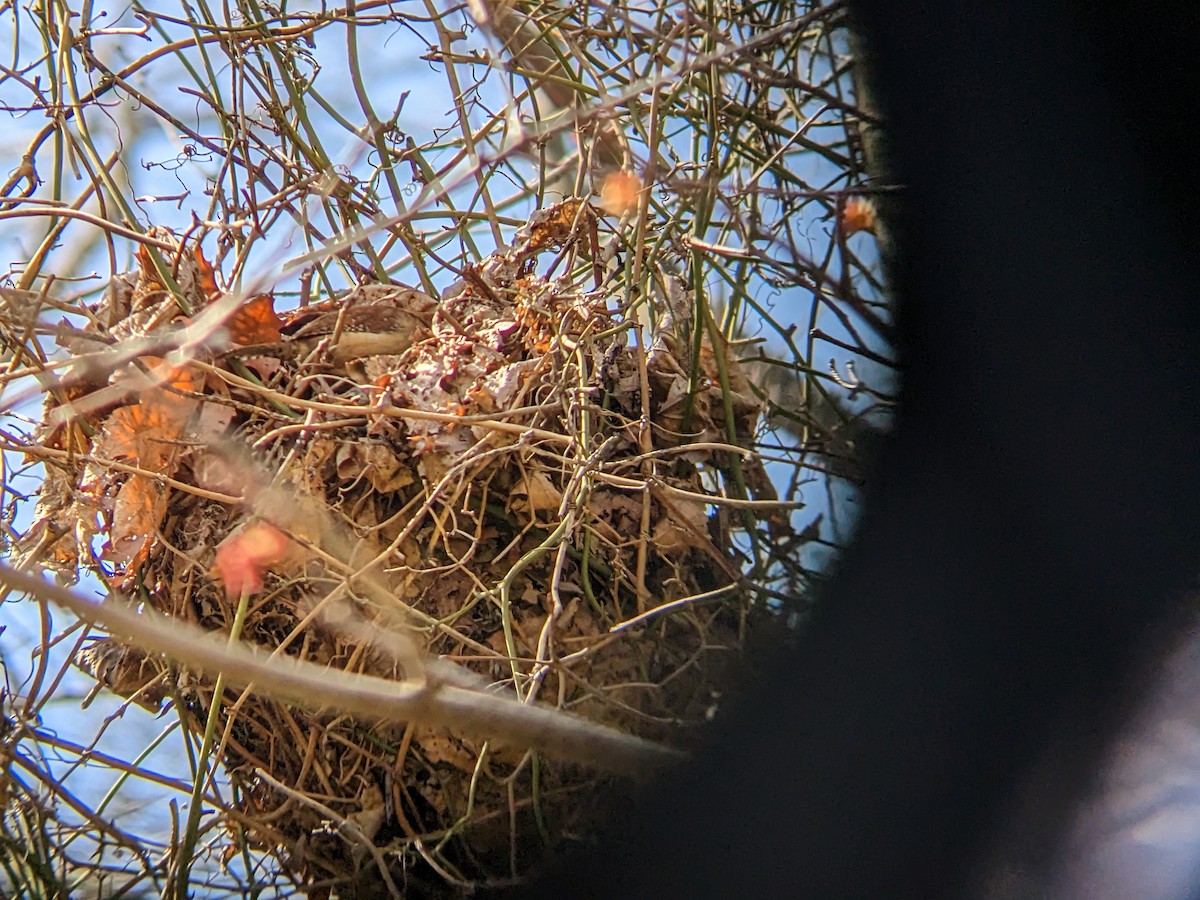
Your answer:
(289, 437), (337, 495)
(511, 468), (562, 513)
(193, 245), (219, 299)
(413, 724), (479, 772)
(651, 495), (710, 554)
(105, 475), (168, 571)
(362, 444), (413, 493)
(518, 198), (589, 254)
(93, 362), (203, 574)
(226, 293), (283, 345)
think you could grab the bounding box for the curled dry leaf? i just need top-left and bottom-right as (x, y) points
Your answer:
(107, 477), (170, 572)
(512, 468), (563, 514)
(96, 362), (203, 466)
(650, 495), (711, 554)
(193, 245), (220, 299)
(518, 198), (591, 254)
(132, 230), (215, 313)
(97, 361), (204, 573)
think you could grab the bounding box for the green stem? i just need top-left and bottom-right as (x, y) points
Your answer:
(173, 586), (253, 898)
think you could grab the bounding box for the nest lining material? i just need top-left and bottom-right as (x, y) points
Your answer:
(20, 200), (782, 893)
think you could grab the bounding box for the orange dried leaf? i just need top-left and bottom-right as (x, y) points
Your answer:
(98, 373), (199, 474)
(101, 406), (147, 462)
(598, 169), (642, 216)
(106, 475), (168, 572)
(212, 522), (291, 597)
(158, 360), (205, 397)
(134, 243), (164, 294)
(226, 294), (283, 345)
(524, 199), (588, 252)
(840, 196), (878, 237)
(193, 245), (219, 299)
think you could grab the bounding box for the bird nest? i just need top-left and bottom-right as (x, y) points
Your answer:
(20, 200), (784, 896)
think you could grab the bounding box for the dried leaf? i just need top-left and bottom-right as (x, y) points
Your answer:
(134, 241), (167, 300)
(193, 245), (220, 299)
(651, 495), (710, 553)
(105, 475), (168, 571)
(186, 401), (237, 444)
(91, 361), (203, 575)
(362, 444), (413, 493)
(98, 365), (199, 462)
(512, 468), (562, 513)
(412, 724), (479, 772)
(226, 294), (283, 345)
(519, 198), (588, 253)
(289, 437), (338, 496)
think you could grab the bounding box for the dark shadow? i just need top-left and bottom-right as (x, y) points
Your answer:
(512, 1), (1200, 897)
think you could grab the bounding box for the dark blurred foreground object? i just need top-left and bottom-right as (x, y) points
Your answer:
(515, 1), (1200, 897)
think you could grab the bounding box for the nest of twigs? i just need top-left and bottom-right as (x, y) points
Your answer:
(17, 200), (783, 896)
